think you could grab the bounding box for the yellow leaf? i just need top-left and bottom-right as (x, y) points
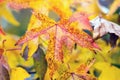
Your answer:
(27, 39), (38, 59)
(0, 34), (21, 68)
(45, 32), (62, 79)
(0, 34), (33, 69)
(27, 11), (56, 30)
(10, 67), (30, 80)
(94, 62), (120, 80)
(22, 38), (38, 60)
(95, 39), (112, 62)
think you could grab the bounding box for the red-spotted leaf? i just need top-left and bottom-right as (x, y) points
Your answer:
(15, 12), (56, 45)
(16, 12), (99, 60)
(16, 12), (100, 79)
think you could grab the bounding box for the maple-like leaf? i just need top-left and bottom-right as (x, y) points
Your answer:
(16, 12), (99, 59)
(91, 16), (120, 47)
(16, 12), (99, 78)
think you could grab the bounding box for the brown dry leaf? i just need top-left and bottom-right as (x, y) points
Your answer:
(91, 16), (120, 47)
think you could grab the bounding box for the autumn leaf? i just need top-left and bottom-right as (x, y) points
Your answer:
(1, 1), (120, 80)
(0, 28), (16, 70)
(0, 29), (23, 69)
(57, 58), (96, 80)
(16, 12), (100, 79)
(10, 67), (30, 80)
(21, 39), (38, 60)
(94, 62), (120, 80)
(91, 16), (120, 47)
(16, 12), (99, 60)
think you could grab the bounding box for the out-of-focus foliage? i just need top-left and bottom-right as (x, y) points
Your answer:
(0, 0), (19, 26)
(0, 0), (120, 80)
